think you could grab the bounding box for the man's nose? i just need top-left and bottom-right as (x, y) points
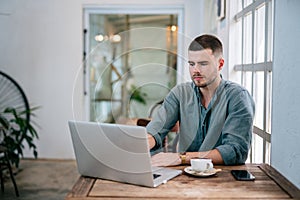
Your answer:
(191, 64), (201, 72)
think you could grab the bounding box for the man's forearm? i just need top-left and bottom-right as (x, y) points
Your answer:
(151, 149), (224, 167)
(183, 149), (224, 165)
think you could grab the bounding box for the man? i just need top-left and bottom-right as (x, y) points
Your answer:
(147, 34), (255, 166)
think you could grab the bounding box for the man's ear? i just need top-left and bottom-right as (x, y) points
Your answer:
(219, 58), (224, 69)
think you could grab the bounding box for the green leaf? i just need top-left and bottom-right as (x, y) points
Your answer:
(1, 106), (40, 168)
(129, 85), (147, 105)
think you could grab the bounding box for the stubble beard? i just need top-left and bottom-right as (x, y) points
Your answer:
(193, 75), (218, 88)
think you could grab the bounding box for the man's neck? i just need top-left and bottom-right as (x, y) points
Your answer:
(199, 77), (222, 108)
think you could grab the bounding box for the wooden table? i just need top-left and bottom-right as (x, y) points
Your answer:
(66, 164), (300, 199)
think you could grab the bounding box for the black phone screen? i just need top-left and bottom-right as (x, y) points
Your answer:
(231, 170), (255, 181)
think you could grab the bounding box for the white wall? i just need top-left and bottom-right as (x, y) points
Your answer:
(271, 0), (300, 189)
(0, 0), (203, 159)
(0, 0), (84, 159)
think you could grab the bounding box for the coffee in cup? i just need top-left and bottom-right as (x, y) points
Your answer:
(190, 158), (213, 172)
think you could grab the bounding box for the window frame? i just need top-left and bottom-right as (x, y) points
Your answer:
(231, 0), (273, 163)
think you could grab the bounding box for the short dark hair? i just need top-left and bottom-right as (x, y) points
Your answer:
(188, 34), (223, 55)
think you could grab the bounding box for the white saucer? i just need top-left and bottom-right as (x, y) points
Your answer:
(184, 166), (221, 177)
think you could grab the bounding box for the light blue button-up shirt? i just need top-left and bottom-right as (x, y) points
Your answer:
(146, 79), (255, 165)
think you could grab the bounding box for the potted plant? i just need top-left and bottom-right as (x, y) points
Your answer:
(0, 106), (39, 168)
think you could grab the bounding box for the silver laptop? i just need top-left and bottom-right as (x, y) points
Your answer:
(68, 120), (182, 187)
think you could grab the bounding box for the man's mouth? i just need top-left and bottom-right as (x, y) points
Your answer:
(193, 75), (204, 81)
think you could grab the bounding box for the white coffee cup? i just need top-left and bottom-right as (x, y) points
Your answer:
(190, 158), (213, 172)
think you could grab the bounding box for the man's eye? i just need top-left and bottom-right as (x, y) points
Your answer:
(200, 62), (208, 66)
(189, 63), (195, 67)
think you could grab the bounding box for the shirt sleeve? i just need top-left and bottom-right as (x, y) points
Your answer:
(146, 89), (180, 152)
(216, 89), (255, 165)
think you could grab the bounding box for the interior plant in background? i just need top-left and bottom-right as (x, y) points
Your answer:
(0, 106), (39, 168)
(129, 85), (147, 105)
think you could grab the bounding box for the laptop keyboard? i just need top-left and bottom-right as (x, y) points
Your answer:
(153, 173), (161, 179)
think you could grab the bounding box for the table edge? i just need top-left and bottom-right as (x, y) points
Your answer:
(259, 163), (300, 198)
(65, 176), (96, 199)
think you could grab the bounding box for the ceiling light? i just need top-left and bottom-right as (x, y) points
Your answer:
(111, 34), (121, 43)
(95, 34), (104, 42)
(171, 25), (177, 32)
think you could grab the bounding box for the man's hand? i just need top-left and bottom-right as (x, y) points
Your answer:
(151, 152), (181, 167)
(147, 134), (156, 150)
(151, 149), (224, 166)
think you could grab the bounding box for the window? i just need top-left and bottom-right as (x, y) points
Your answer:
(229, 0), (273, 163)
(83, 7), (184, 123)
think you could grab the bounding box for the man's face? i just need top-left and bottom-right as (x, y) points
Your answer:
(188, 49), (223, 88)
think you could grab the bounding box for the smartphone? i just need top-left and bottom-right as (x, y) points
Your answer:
(231, 170), (255, 181)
